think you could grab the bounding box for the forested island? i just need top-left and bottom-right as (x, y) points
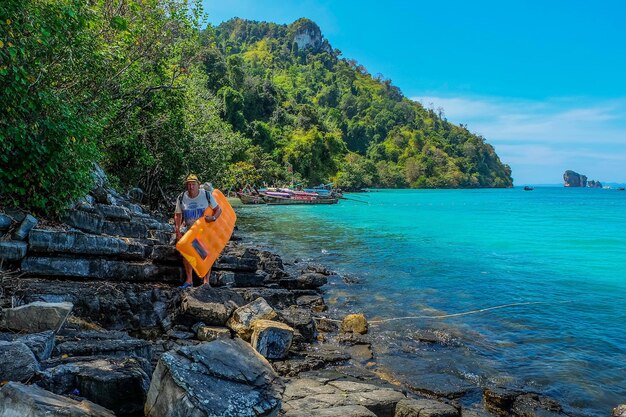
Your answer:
(1, 1), (512, 215)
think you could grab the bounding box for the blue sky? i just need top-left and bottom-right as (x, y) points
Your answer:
(203, 0), (626, 184)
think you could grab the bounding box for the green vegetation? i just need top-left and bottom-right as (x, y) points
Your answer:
(1, 2), (512, 215)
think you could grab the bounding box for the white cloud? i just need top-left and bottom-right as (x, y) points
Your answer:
(411, 95), (626, 184)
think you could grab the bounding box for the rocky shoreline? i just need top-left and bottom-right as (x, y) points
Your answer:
(1, 173), (624, 416)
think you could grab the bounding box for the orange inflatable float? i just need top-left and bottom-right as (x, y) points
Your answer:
(175, 189), (237, 277)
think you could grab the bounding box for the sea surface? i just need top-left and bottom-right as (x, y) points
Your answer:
(234, 188), (626, 417)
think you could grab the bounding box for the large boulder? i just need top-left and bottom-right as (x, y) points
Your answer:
(341, 314), (368, 335)
(251, 320), (294, 359)
(226, 297), (278, 341)
(0, 341), (40, 382)
(278, 307), (316, 342)
(0, 382), (115, 417)
(38, 356), (151, 416)
(28, 229), (147, 259)
(394, 398), (460, 417)
(282, 377), (405, 417)
(0, 330), (55, 361)
(0, 301), (72, 333)
(180, 286), (245, 325)
(0, 278), (179, 334)
(20, 256), (183, 282)
(279, 273), (328, 290)
(54, 330), (152, 362)
(145, 338), (284, 417)
(0, 240), (27, 261)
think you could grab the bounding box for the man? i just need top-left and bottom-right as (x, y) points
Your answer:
(174, 174), (222, 288)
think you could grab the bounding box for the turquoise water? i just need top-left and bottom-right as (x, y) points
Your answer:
(235, 188), (626, 416)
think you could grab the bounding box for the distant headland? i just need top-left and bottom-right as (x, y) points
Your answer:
(563, 170), (602, 188)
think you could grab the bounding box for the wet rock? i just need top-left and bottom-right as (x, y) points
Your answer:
(282, 377), (405, 417)
(21, 256), (183, 282)
(0, 381), (115, 416)
(54, 330), (152, 362)
(316, 318), (339, 333)
(341, 313), (368, 334)
(38, 356), (150, 416)
(394, 398), (460, 417)
(251, 320), (294, 359)
(12, 213), (38, 240)
(0, 240), (27, 261)
(280, 272), (328, 290)
(196, 325), (231, 342)
(29, 229), (147, 259)
(297, 294), (327, 312)
(346, 344), (373, 361)
(145, 338), (283, 417)
(613, 405), (626, 417)
(0, 301), (72, 333)
(227, 297), (278, 341)
(0, 330), (55, 361)
(62, 209), (104, 234)
(511, 393), (563, 417)
(279, 307), (316, 342)
(180, 286), (245, 326)
(302, 263), (333, 275)
(0, 341), (40, 382)
(404, 373), (474, 400)
(483, 386), (522, 416)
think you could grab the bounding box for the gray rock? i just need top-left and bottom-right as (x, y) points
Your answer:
(62, 209), (104, 234)
(251, 320), (294, 359)
(54, 330), (152, 362)
(279, 307), (316, 342)
(0, 240), (27, 261)
(215, 252), (259, 272)
(394, 398), (459, 417)
(0, 341), (40, 382)
(92, 163), (108, 188)
(284, 405), (377, 416)
(196, 326), (231, 342)
(483, 386), (522, 416)
(102, 220), (148, 239)
(29, 229), (147, 259)
(96, 203), (131, 220)
(0, 278), (179, 334)
(235, 287), (297, 309)
(151, 245), (181, 263)
(297, 294), (327, 312)
(0, 301), (72, 333)
(38, 356), (150, 416)
(21, 256), (183, 282)
(227, 297), (278, 341)
(180, 286), (245, 326)
(280, 272), (328, 290)
(0, 213), (13, 231)
(0, 381), (115, 416)
(144, 338), (283, 417)
(511, 393), (563, 417)
(0, 330), (55, 361)
(12, 214), (38, 240)
(282, 378), (405, 417)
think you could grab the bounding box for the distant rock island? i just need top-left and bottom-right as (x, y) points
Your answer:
(563, 170), (602, 188)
